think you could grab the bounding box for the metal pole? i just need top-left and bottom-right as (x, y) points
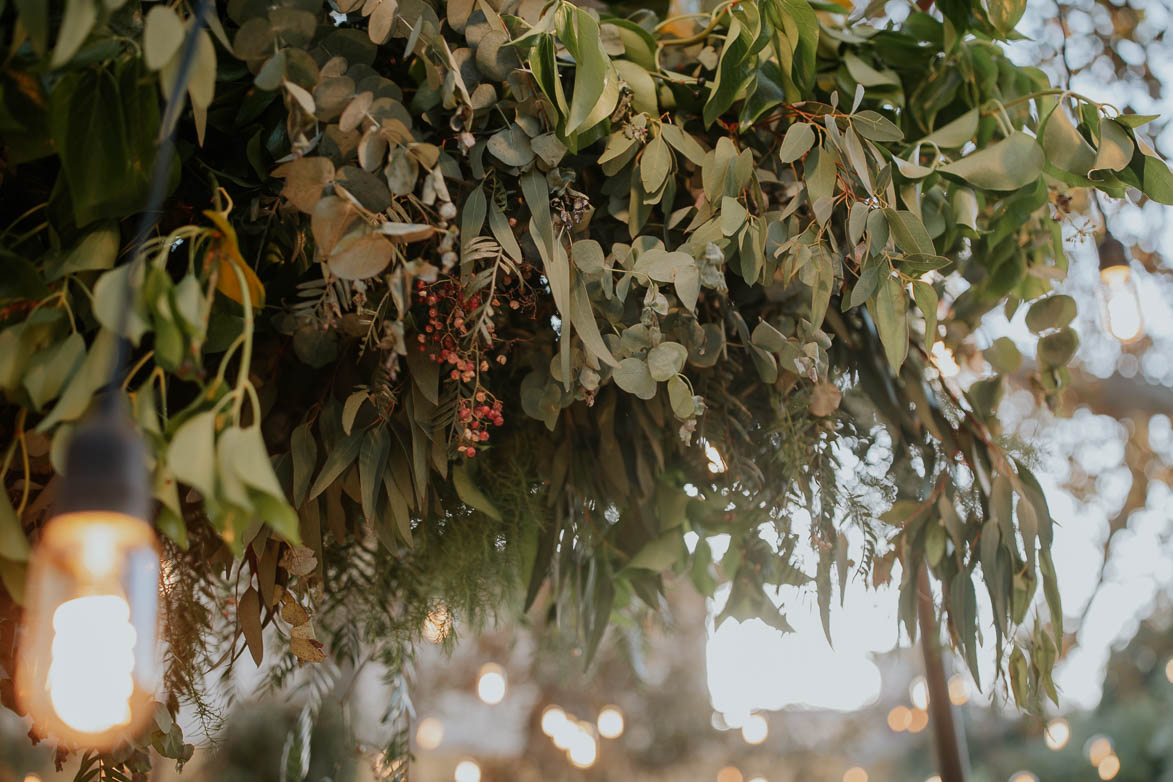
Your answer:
(917, 566), (967, 782)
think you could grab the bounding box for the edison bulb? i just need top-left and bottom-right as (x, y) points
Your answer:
(16, 511), (160, 748)
(1099, 265), (1144, 343)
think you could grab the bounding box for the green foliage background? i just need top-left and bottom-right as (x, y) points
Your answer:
(0, 0), (1171, 774)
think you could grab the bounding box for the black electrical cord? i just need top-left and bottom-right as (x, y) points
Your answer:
(63, 0), (212, 518)
(103, 0), (212, 418)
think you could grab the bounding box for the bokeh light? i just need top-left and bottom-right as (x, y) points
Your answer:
(423, 607), (451, 643)
(908, 708), (929, 733)
(1087, 735), (1114, 766)
(416, 717), (444, 750)
(947, 675), (969, 705)
(597, 705), (625, 739)
(887, 705), (912, 732)
(1044, 718), (1070, 750)
(741, 713), (768, 745)
(541, 705), (567, 737)
(716, 766), (743, 782)
(1008, 773), (1038, 782)
(1098, 754), (1121, 780)
(843, 767), (868, 782)
(476, 663), (506, 705)
(910, 677), (929, 710)
(454, 759), (481, 782)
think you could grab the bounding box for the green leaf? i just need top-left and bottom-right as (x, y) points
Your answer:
(667, 375), (695, 418)
(0, 490), (30, 562)
(703, 14), (755, 127)
(939, 132), (1044, 191)
(1091, 119), (1133, 173)
(486, 124), (534, 168)
(844, 52), (900, 88)
(359, 426), (391, 522)
(884, 209), (935, 255)
(613, 357), (657, 399)
(1008, 645), (1030, 705)
(1042, 105), (1095, 176)
(570, 277), (619, 368)
(852, 111), (904, 142)
(640, 135), (671, 193)
(290, 422), (317, 507)
(778, 122), (816, 163)
(810, 247), (834, 328)
(720, 197), (747, 236)
(850, 257), (884, 309)
(1037, 327), (1079, 367)
(168, 411), (217, 499)
(221, 426), (301, 542)
(1025, 294), (1077, 333)
(626, 530), (684, 571)
(306, 430), (362, 500)
(559, 6), (616, 135)
(452, 464), (503, 521)
(983, 336), (1022, 374)
(912, 280), (938, 346)
(1142, 155), (1173, 205)
(647, 342), (687, 382)
(985, 0), (1026, 35)
(918, 108), (979, 149)
(871, 275), (908, 371)
(22, 333), (84, 410)
(144, 5), (186, 70)
(51, 0), (97, 68)
(660, 123), (706, 166)
(39, 330), (118, 431)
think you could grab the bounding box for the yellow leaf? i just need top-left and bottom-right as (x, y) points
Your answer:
(204, 207), (265, 309)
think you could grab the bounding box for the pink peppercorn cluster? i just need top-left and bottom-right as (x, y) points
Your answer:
(454, 391), (505, 458)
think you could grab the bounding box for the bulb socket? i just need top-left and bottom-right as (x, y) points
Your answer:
(58, 406), (150, 522)
(1097, 232), (1128, 272)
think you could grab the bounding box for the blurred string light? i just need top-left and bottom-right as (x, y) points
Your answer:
(541, 705), (567, 737)
(1044, 718), (1070, 751)
(1165, 657), (1172, 683)
(1098, 754), (1121, 780)
(947, 675), (969, 705)
(925, 777), (942, 782)
(908, 709), (929, 734)
(717, 767), (743, 782)
(741, 713), (768, 745)
(909, 677), (929, 710)
(748, 778), (767, 782)
(568, 726), (598, 769)
(423, 606), (451, 643)
(1086, 735), (1114, 766)
(930, 341), (961, 378)
(597, 705), (625, 739)
(843, 767), (868, 782)
(1097, 232), (1144, 343)
(476, 663), (506, 705)
(416, 717), (444, 751)
(1009, 773), (1038, 782)
(454, 759), (481, 782)
(887, 705), (912, 732)
(24, 775), (41, 782)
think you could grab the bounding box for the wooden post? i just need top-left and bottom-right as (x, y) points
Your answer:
(917, 566), (968, 782)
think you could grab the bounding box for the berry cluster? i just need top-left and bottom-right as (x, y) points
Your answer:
(455, 391), (505, 458)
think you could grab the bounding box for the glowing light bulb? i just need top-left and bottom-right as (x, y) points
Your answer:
(568, 728), (598, 768)
(49, 595), (136, 733)
(1087, 735), (1114, 766)
(17, 511), (160, 748)
(476, 663), (506, 705)
(542, 705), (567, 737)
(930, 342), (961, 377)
(1099, 264), (1143, 343)
(24, 774), (42, 782)
(1044, 718), (1070, 750)
(741, 713), (768, 745)
(910, 676), (930, 710)
(454, 759), (481, 782)
(416, 717), (444, 750)
(1098, 754), (1120, 780)
(843, 767), (868, 782)
(947, 675), (969, 705)
(597, 705), (625, 739)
